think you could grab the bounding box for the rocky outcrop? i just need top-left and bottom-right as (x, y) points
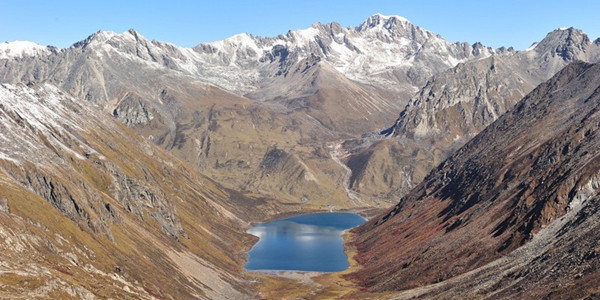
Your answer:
(111, 92), (155, 126)
(107, 165), (185, 239)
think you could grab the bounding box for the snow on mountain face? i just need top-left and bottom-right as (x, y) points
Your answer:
(0, 83), (99, 164)
(0, 41), (51, 59)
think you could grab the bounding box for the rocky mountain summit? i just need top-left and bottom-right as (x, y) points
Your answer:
(350, 61), (600, 299)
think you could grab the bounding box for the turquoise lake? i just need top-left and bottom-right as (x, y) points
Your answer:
(244, 212), (366, 272)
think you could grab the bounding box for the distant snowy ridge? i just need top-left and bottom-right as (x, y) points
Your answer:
(0, 14), (505, 98)
(0, 41), (51, 59)
(190, 13), (501, 94)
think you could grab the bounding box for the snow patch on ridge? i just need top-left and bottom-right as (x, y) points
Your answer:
(0, 83), (101, 164)
(372, 13), (410, 23)
(0, 41), (49, 59)
(526, 42), (539, 51)
(292, 27), (320, 45)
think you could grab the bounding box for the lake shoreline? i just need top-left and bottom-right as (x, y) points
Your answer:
(244, 212), (366, 272)
(246, 206), (383, 228)
(244, 226), (371, 299)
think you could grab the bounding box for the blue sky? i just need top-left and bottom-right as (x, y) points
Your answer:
(1, 0), (598, 50)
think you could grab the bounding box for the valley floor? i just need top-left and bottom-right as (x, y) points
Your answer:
(243, 222), (394, 299)
(245, 233), (377, 299)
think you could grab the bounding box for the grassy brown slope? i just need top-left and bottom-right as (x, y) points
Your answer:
(0, 83), (267, 298)
(348, 61), (600, 297)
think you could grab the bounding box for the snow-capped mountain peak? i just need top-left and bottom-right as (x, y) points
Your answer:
(124, 28), (146, 41)
(207, 32), (262, 52)
(0, 40), (50, 59)
(71, 29), (153, 51)
(183, 14), (500, 95)
(70, 30), (118, 48)
(289, 26), (320, 44)
(357, 13), (411, 31)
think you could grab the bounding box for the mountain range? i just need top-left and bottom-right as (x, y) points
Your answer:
(1, 13), (599, 299)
